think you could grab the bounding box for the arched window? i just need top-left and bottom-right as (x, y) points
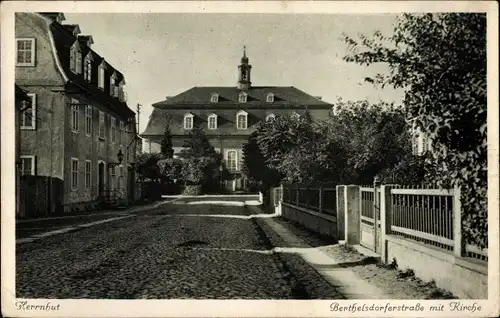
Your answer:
(184, 113), (194, 130)
(238, 92), (247, 103)
(226, 150), (238, 171)
(265, 113), (276, 122)
(266, 93), (274, 103)
(210, 93), (219, 103)
(236, 110), (248, 129)
(208, 113), (218, 130)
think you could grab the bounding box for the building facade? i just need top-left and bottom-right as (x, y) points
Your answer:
(15, 12), (139, 216)
(141, 49), (333, 191)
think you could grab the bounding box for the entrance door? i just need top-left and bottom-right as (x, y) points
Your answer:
(98, 162), (104, 196)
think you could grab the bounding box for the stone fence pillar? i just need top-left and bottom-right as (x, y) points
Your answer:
(344, 185), (360, 245)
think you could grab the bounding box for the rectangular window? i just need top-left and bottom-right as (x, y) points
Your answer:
(184, 116), (193, 130)
(71, 158), (79, 190)
(16, 38), (35, 66)
(226, 150), (238, 172)
(110, 166), (116, 189)
(111, 117), (116, 143)
(20, 155), (35, 176)
(71, 99), (79, 131)
(99, 111), (105, 139)
(98, 67), (105, 89)
(21, 93), (36, 129)
(76, 52), (82, 74)
(84, 58), (92, 82)
(110, 77), (115, 96)
(117, 165), (123, 189)
(237, 114), (247, 129)
(208, 116), (217, 130)
(85, 160), (91, 189)
(85, 105), (92, 136)
(119, 121), (124, 145)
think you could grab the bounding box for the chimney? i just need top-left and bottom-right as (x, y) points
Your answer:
(316, 96), (322, 100)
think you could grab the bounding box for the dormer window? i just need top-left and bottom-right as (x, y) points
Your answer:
(184, 113), (194, 130)
(70, 42), (82, 74)
(84, 53), (93, 82)
(236, 110), (248, 130)
(110, 72), (117, 96)
(98, 62), (106, 90)
(266, 93), (274, 103)
(210, 93), (219, 103)
(265, 113), (276, 122)
(238, 92), (247, 103)
(118, 81), (125, 101)
(208, 113), (218, 130)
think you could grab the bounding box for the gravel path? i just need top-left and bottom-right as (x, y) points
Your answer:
(16, 203), (313, 299)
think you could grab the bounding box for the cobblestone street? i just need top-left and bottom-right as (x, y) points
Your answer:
(16, 201), (326, 299)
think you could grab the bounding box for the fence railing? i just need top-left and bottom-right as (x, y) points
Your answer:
(390, 188), (455, 251)
(336, 184), (487, 263)
(282, 183), (336, 215)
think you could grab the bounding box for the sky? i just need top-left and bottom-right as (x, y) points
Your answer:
(64, 13), (405, 134)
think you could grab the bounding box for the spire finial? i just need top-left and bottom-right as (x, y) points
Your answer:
(243, 45), (247, 58)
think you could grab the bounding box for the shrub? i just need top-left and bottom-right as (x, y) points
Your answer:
(182, 185), (202, 196)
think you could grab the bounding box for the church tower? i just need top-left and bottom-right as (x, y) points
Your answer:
(237, 46), (252, 90)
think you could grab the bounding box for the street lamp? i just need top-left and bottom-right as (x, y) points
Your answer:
(108, 149), (124, 168)
(219, 165), (224, 190)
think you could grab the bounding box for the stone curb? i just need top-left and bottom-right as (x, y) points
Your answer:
(248, 205), (391, 299)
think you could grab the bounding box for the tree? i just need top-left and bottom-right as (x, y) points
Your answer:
(343, 13), (487, 248)
(135, 153), (163, 182)
(325, 99), (416, 185)
(178, 126), (224, 193)
(160, 124), (174, 159)
(255, 112), (318, 171)
(242, 132), (282, 191)
(179, 126), (218, 160)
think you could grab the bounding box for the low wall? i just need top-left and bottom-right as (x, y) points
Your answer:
(386, 234), (487, 299)
(281, 202), (338, 240)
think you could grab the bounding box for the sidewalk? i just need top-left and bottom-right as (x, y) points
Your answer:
(16, 199), (174, 243)
(248, 205), (390, 299)
(16, 199), (173, 224)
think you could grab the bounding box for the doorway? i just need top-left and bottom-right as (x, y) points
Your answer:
(98, 162), (105, 196)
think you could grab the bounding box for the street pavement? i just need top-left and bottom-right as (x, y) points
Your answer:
(16, 201), (326, 299)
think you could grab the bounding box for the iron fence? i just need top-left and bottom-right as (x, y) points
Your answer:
(282, 182), (336, 215)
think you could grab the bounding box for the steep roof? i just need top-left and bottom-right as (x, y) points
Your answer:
(48, 20), (133, 117)
(152, 86), (332, 109)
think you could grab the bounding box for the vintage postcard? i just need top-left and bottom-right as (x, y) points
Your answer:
(1, 1), (499, 317)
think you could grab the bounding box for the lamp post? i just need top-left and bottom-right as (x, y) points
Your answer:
(106, 150), (124, 199)
(219, 165), (224, 191)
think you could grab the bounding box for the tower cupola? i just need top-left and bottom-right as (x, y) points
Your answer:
(237, 46), (252, 90)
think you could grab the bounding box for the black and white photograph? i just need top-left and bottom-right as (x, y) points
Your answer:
(1, 1), (498, 317)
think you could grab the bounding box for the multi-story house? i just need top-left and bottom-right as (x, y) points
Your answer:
(15, 12), (139, 216)
(15, 85), (31, 217)
(141, 49), (333, 191)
